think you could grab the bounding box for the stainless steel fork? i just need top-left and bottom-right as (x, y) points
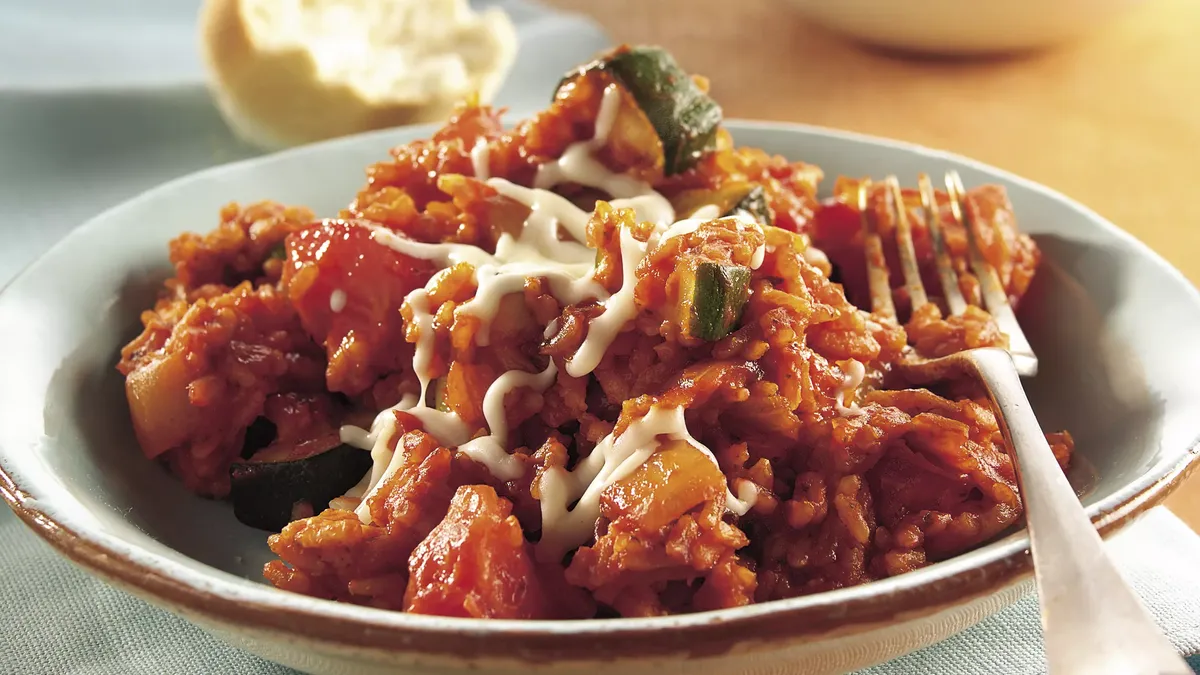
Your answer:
(856, 171), (1190, 675)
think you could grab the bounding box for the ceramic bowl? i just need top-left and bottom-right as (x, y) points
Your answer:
(781, 0), (1147, 56)
(1, 121), (1199, 675)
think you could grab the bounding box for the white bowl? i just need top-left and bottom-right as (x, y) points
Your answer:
(1, 120), (1199, 675)
(782, 0), (1147, 55)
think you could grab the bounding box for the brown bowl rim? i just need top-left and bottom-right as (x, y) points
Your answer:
(2, 442), (1196, 662)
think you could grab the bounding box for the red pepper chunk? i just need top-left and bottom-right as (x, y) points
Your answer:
(283, 219), (435, 396)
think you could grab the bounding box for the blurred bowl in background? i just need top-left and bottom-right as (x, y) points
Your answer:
(781, 0), (1148, 55)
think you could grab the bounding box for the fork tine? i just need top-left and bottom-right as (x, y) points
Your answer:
(857, 179), (897, 320)
(917, 173), (968, 317)
(944, 171), (1038, 376)
(885, 176), (928, 312)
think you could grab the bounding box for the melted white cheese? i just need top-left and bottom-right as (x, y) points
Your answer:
(655, 213), (766, 272)
(453, 180), (602, 345)
(750, 239), (766, 270)
(405, 289), (437, 407)
(457, 361), (557, 480)
(339, 85), (769, 536)
(534, 84), (675, 227)
(470, 138), (491, 180)
(536, 405), (755, 561)
(834, 359), (867, 418)
(732, 480), (759, 515)
(370, 227), (495, 267)
(565, 226), (647, 377)
(487, 179), (593, 254)
(656, 218), (703, 244)
(346, 359), (557, 522)
(592, 80), (623, 145)
(329, 288), (347, 313)
(344, 394), (473, 522)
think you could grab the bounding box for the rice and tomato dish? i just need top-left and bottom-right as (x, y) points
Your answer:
(117, 45), (1073, 619)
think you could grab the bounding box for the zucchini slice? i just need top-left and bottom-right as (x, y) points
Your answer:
(672, 182), (773, 226)
(431, 377), (453, 413)
(680, 261), (752, 341)
(239, 416), (278, 459)
(562, 45), (723, 175)
(230, 442), (373, 531)
(580, 72), (666, 182)
(728, 185), (771, 226)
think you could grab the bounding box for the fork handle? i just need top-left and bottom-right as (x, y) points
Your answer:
(972, 349), (1191, 675)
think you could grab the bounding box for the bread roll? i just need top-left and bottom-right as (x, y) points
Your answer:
(199, 0), (517, 148)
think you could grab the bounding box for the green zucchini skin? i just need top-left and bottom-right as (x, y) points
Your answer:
(606, 47), (722, 175)
(686, 262), (752, 341)
(431, 377), (453, 413)
(727, 185), (772, 226)
(560, 45), (723, 175)
(230, 443), (373, 532)
(671, 182), (773, 226)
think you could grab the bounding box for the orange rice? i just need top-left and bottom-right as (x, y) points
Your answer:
(118, 50), (1072, 619)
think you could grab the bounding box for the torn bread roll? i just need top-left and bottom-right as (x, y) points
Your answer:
(199, 0), (517, 148)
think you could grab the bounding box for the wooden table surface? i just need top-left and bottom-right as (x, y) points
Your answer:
(544, 0), (1200, 529)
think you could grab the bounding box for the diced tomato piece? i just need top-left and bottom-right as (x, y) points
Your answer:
(283, 219), (436, 396)
(812, 199), (862, 248)
(404, 485), (554, 619)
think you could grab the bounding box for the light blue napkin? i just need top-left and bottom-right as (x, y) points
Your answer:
(2, 2), (1198, 674)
